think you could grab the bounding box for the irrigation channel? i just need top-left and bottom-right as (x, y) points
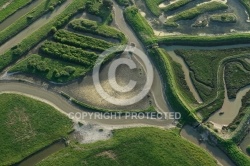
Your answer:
(0, 0), (250, 165)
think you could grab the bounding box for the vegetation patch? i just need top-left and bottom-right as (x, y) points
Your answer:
(225, 61), (250, 99)
(163, 0), (192, 12)
(124, 6), (155, 44)
(114, 0), (132, 6)
(53, 29), (115, 52)
(9, 54), (87, 83)
(165, 1), (228, 27)
(37, 128), (217, 166)
(175, 48), (250, 102)
(40, 41), (98, 67)
(0, 94), (72, 165)
(143, 0), (165, 16)
(148, 48), (196, 123)
(69, 19), (127, 44)
(0, 0), (89, 73)
(210, 13), (237, 23)
(85, 0), (113, 24)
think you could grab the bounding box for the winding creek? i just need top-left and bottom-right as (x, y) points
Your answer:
(1, 0), (250, 165)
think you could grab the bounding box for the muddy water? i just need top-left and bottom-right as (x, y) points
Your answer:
(18, 141), (65, 166)
(167, 51), (202, 103)
(113, 1), (173, 114)
(208, 69), (250, 127)
(181, 125), (235, 166)
(240, 127), (250, 155)
(0, 0), (44, 31)
(0, 0), (73, 55)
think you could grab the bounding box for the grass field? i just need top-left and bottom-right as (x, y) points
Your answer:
(165, 1), (228, 27)
(69, 19), (127, 44)
(0, 0), (33, 23)
(143, 0), (165, 16)
(37, 127), (217, 166)
(0, 94), (72, 165)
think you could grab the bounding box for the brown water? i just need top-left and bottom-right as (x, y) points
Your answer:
(181, 125), (235, 166)
(0, 0), (44, 32)
(208, 70), (250, 127)
(18, 141), (65, 166)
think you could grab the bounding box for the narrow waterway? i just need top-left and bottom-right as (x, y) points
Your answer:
(0, 0), (44, 32)
(17, 140), (65, 166)
(208, 69), (250, 127)
(167, 50), (202, 103)
(113, 1), (173, 114)
(181, 125), (235, 166)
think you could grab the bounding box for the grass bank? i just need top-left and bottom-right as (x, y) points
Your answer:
(148, 48), (196, 123)
(0, 93), (72, 165)
(37, 127), (217, 166)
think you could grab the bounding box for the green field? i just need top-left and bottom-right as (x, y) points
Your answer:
(165, 1), (228, 27)
(0, 94), (72, 165)
(37, 127), (217, 166)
